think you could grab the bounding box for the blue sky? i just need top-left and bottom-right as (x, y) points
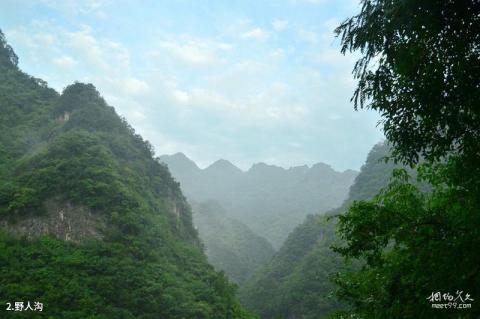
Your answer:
(0, 0), (384, 171)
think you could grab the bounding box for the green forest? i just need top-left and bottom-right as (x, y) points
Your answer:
(0, 31), (256, 319)
(1, 0), (480, 318)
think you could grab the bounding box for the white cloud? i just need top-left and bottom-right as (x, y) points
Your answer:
(5, 22), (59, 53)
(291, 0), (328, 4)
(202, 60), (270, 100)
(243, 82), (308, 124)
(312, 47), (359, 70)
(4, 2), (383, 171)
(160, 41), (215, 65)
(184, 88), (236, 111)
(67, 26), (108, 70)
(298, 28), (318, 44)
(323, 18), (340, 33)
(62, 25), (131, 74)
(272, 20), (289, 31)
(104, 40), (130, 68)
(163, 80), (307, 128)
(34, 33), (55, 46)
(53, 56), (76, 68)
(39, 0), (104, 15)
(122, 78), (150, 95)
(141, 129), (201, 160)
(131, 110), (146, 120)
(241, 28), (270, 41)
(156, 37), (231, 67)
(173, 89), (190, 104)
(270, 48), (286, 59)
(5, 28), (42, 49)
(216, 43), (234, 51)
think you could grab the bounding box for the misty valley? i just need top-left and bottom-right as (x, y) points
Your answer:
(1, 1), (479, 318)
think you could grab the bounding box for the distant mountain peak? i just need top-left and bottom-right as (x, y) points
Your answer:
(249, 162), (283, 171)
(309, 163), (339, 175)
(288, 165), (309, 174)
(160, 152), (190, 160)
(206, 159), (242, 173)
(311, 162), (334, 171)
(342, 168), (359, 176)
(159, 152), (200, 172)
(171, 152), (190, 160)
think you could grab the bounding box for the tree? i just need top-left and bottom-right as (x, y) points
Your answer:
(334, 167), (480, 318)
(336, 0), (480, 164)
(333, 1), (480, 318)
(0, 30), (18, 68)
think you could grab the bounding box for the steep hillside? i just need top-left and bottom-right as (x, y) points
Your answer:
(239, 142), (400, 319)
(347, 142), (402, 202)
(0, 31), (254, 319)
(191, 200), (275, 285)
(160, 154), (357, 248)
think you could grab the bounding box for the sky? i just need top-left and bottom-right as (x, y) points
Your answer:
(0, 0), (384, 171)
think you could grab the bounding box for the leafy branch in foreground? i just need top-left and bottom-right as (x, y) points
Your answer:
(336, 0), (480, 165)
(333, 0), (480, 318)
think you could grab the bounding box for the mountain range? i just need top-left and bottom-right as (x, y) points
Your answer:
(160, 153), (358, 248)
(239, 142), (396, 318)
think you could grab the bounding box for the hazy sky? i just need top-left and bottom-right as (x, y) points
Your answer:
(0, 0), (384, 171)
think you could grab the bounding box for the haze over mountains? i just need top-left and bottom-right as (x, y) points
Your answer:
(191, 200), (275, 285)
(239, 142), (398, 319)
(160, 152), (358, 248)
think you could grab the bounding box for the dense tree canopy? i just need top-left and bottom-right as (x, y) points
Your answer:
(334, 1), (480, 318)
(0, 30), (18, 68)
(336, 0), (480, 164)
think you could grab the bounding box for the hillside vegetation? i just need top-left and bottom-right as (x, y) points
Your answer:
(0, 30), (255, 319)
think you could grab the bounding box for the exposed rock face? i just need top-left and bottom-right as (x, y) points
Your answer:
(0, 199), (104, 242)
(56, 111), (71, 123)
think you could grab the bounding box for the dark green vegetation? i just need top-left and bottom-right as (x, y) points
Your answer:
(191, 201), (275, 285)
(239, 142), (397, 319)
(0, 31), (255, 319)
(337, 0), (480, 165)
(333, 0), (480, 318)
(240, 214), (342, 319)
(2, 0), (479, 316)
(160, 153), (357, 249)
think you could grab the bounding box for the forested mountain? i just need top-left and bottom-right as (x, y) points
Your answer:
(191, 200), (275, 285)
(160, 153), (357, 248)
(239, 141), (398, 319)
(0, 31), (255, 318)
